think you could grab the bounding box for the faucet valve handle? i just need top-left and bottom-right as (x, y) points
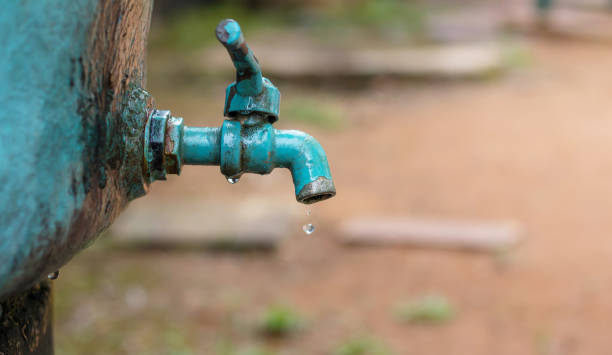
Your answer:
(216, 19), (262, 97)
(216, 19), (280, 123)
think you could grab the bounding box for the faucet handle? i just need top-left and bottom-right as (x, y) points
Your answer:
(216, 19), (280, 123)
(216, 19), (263, 97)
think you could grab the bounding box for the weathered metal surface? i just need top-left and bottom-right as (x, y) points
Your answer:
(146, 111), (336, 203)
(164, 116), (184, 175)
(145, 20), (336, 204)
(217, 20), (280, 122)
(145, 110), (170, 181)
(0, 0), (154, 299)
(0, 281), (53, 355)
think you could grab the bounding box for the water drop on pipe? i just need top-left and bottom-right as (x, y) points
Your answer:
(226, 177), (240, 184)
(302, 223), (315, 235)
(47, 270), (59, 280)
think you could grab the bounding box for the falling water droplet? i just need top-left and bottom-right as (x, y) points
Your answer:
(306, 207), (312, 216)
(47, 270), (59, 280)
(302, 223), (315, 235)
(226, 177), (240, 184)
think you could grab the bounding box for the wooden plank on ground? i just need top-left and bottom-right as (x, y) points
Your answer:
(339, 217), (524, 252)
(109, 198), (300, 251)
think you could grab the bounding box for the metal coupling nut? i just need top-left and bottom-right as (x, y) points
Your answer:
(145, 109), (184, 182)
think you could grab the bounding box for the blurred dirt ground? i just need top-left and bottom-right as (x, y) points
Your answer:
(55, 38), (612, 355)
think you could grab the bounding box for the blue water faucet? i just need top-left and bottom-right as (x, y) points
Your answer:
(144, 19), (336, 204)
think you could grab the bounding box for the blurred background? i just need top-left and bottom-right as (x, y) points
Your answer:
(54, 0), (612, 354)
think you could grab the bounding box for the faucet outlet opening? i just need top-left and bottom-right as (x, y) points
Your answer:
(297, 177), (336, 204)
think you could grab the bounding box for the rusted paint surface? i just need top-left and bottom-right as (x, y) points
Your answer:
(0, 282), (53, 355)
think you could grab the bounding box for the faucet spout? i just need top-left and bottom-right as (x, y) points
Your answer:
(273, 129), (336, 203)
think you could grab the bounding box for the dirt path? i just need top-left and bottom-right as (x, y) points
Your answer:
(57, 39), (612, 355)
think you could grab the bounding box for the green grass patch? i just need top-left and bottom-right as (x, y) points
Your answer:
(503, 43), (532, 70)
(257, 305), (304, 337)
(314, 0), (426, 43)
(394, 294), (455, 324)
(333, 336), (392, 355)
(163, 327), (196, 355)
(282, 98), (345, 130)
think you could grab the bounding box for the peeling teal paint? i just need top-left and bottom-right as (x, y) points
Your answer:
(0, 0), (97, 297)
(222, 20), (242, 46)
(216, 19), (281, 122)
(0, 0), (154, 298)
(115, 84), (153, 200)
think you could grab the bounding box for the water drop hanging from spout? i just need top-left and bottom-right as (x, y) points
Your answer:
(302, 223), (315, 235)
(226, 177), (240, 184)
(48, 270), (59, 280)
